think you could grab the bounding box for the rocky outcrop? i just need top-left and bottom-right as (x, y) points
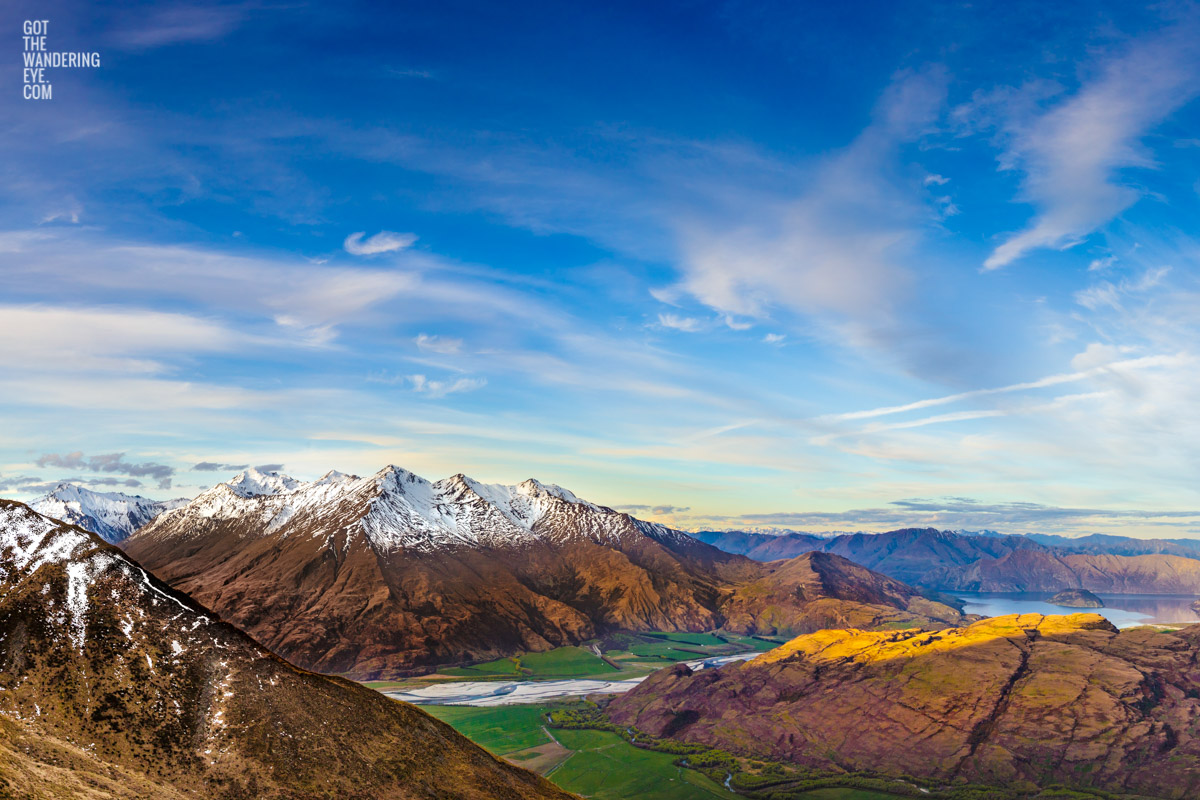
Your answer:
(1049, 588), (1104, 608)
(609, 613), (1200, 799)
(0, 500), (575, 800)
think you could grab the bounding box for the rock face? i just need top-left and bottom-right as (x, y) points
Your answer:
(1049, 588), (1105, 608)
(609, 613), (1200, 799)
(0, 500), (574, 800)
(925, 548), (1200, 593)
(30, 482), (185, 544)
(123, 467), (960, 679)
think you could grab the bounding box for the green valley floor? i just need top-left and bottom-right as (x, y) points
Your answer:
(424, 703), (906, 800)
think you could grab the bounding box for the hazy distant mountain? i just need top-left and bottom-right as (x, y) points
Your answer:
(30, 482), (185, 544)
(1025, 532), (1200, 559)
(925, 548), (1200, 593)
(609, 614), (1200, 798)
(819, 528), (1047, 585)
(0, 500), (573, 800)
(124, 467), (960, 679)
(693, 527), (1045, 585)
(689, 529), (826, 560)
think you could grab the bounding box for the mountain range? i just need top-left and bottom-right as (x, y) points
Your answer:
(0, 499), (573, 800)
(609, 613), (1200, 799)
(121, 467), (961, 679)
(30, 482), (187, 544)
(696, 526), (1200, 594)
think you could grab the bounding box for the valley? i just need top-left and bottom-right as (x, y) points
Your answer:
(12, 477), (1200, 799)
(369, 632), (782, 705)
(424, 703), (911, 800)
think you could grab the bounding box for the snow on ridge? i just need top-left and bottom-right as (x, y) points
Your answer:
(224, 468), (304, 498)
(30, 483), (183, 544)
(1, 503), (217, 653)
(144, 463), (686, 553)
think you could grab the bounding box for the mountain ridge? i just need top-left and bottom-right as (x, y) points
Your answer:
(0, 499), (575, 800)
(124, 466), (962, 679)
(29, 482), (187, 544)
(608, 612), (1200, 798)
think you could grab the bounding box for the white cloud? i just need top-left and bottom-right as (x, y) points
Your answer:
(343, 230), (418, 256)
(826, 353), (1178, 422)
(406, 374), (487, 398)
(657, 313), (702, 332)
(113, 5), (246, 49)
(982, 28), (1200, 270)
(673, 68), (946, 323)
(763, 333), (785, 344)
(0, 305), (241, 373)
(1074, 266), (1171, 311)
(415, 333), (463, 354)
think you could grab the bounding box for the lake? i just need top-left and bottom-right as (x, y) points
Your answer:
(952, 592), (1200, 627)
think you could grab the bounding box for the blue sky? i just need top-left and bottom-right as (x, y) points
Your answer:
(3, 0), (1200, 536)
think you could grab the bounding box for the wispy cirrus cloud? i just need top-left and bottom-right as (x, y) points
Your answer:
(673, 497), (1200, 537)
(406, 374), (487, 398)
(656, 313), (703, 332)
(112, 4), (248, 49)
(415, 333), (463, 354)
(343, 231), (417, 256)
(977, 25), (1200, 270)
(0, 305), (241, 373)
(672, 68), (947, 323)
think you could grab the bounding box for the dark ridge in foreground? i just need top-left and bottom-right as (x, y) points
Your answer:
(0, 500), (575, 800)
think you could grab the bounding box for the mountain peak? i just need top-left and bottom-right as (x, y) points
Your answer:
(224, 467), (302, 497)
(29, 483), (182, 545)
(515, 477), (589, 504)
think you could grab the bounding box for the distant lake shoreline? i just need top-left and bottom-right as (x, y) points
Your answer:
(951, 591), (1200, 627)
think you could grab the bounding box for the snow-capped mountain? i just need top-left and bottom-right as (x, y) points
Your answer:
(143, 465), (694, 552)
(125, 465), (961, 679)
(29, 482), (187, 544)
(0, 499), (570, 800)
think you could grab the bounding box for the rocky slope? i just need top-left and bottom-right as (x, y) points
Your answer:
(609, 613), (1200, 799)
(721, 551), (963, 636)
(0, 500), (574, 800)
(925, 548), (1200, 593)
(30, 482), (185, 544)
(123, 467), (960, 679)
